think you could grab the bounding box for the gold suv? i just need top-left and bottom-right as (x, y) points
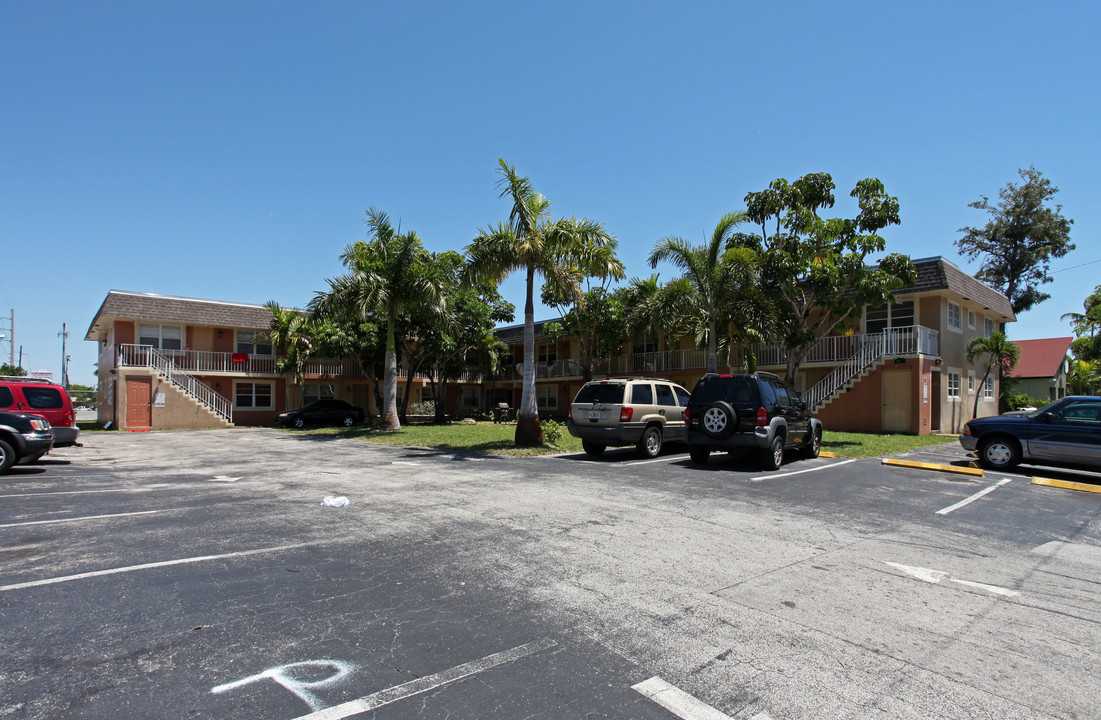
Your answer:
(566, 377), (691, 458)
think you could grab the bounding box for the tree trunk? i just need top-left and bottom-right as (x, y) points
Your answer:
(382, 317), (400, 431)
(515, 265), (543, 446)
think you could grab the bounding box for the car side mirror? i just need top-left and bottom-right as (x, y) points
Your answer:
(1040, 412), (1053, 424)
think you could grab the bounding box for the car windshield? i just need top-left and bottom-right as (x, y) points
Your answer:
(1026, 399), (1066, 419)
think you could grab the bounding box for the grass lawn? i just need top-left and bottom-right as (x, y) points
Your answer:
(282, 422), (957, 459)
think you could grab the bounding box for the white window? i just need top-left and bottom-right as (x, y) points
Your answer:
(983, 375), (994, 399)
(967, 371), (975, 392)
(984, 318), (994, 337)
(303, 383), (336, 405)
(967, 309), (975, 329)
(139, 324), (183, 351)
(947, 302), (961, 332)
(865, 300), (915, 334)
(536, 385), (557, 410)
(537, 343), (557, 365)
(236, 382), (273, 409)
(236, 330), (273, 355)
(947, 371), (961, 400)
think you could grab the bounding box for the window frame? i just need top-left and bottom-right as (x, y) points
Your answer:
(536, 384), (558, 411)
(236, 330), (273, 356)
(947, 302), (962, 333)
(235, 381), (273, 410)
(947, 369), (961, 400)
(967, 309), (975, 329)
(138, 323), (184, 351)
(983, 375), (995, 399)
(302, 383), (336, 406)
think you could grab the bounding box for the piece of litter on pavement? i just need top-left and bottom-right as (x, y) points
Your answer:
(322, 496), (349, 507)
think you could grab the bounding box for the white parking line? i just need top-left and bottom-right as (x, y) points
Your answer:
(935, 478), (1012, 515)
(624, 455), (688, 466)
(0, 487), (164, 498)
(0, 541), (318, 592)
(0, 510), (161, 528)
(292, 637), (558, 720)
(750, 458), (856, 481)
(632, 676), (751, 720)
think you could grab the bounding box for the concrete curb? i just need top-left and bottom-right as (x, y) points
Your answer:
(881, 458), (985, 477)
(1031, 476), (1101, 494)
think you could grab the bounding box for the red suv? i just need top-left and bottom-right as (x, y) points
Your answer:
(0, 377), (81, 458)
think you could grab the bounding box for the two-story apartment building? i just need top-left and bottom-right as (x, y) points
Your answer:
(87, 256), (1014, 434)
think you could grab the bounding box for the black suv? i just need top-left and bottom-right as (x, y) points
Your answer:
(684, 372), (822, 470)
(0, 410), (54, 474)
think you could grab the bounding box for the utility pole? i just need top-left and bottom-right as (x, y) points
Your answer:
(58, 323), (70, 389)
(7, 310), (12, 368)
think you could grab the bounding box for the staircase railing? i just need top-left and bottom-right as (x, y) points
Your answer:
(804, 333), (887, 410)
(117, 344), (233, 424)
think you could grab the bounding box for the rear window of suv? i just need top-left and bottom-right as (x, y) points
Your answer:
(692, 376), (758, 405)
(0, 386), (12, 407)
(574, 383), (625, 404)
(22, 386), (64, 409)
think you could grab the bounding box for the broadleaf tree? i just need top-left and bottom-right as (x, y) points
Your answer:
(465, 159), (624, 446)
(955, 167), (1074, 316)
(542, 285), (629, 383)
(732, 173), (917, 387)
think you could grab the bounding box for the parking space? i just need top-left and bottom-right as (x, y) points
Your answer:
(3, 430), (1100, 719)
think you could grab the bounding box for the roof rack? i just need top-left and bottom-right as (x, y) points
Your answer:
(0, 375), (53, 384)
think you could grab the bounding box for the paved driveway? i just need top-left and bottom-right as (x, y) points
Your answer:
(1, 430), (1099, 719)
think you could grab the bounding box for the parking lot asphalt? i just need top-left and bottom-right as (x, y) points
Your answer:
(1, 429), (1099, 719)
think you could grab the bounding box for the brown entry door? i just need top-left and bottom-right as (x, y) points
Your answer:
(882, 369), (912, 433)
(126, 376), (152, 427)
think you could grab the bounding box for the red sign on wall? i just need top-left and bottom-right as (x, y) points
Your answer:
(232, 353), (248, 363)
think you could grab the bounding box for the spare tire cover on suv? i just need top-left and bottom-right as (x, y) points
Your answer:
(701, 401), (736, 438)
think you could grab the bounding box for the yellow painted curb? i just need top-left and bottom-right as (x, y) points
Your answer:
(881, 458), (985, 477)
(820, 451), (837, 458)
(1031, 477), (1101, 494)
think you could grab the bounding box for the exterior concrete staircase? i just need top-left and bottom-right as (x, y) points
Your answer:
(804, 333), (888, 411)
(122, 346), (234, 426)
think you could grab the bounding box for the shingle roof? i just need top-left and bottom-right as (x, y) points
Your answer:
(894, 256), (1015, 321)
(85, 290), (279, 340)
(1007, 337), (1073, 379)
(494, 317), (564, 346)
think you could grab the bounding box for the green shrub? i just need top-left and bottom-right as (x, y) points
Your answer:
(542, 418), (564, 445)
(1004, 394), (1043, 412)
(406, 400), (435, 416)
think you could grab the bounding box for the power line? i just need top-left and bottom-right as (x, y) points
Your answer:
(1053, 258), (1101, 273)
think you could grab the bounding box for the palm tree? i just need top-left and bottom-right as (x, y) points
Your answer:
(265, 301), (313, 405)
(647, 212), (761, 374)
(313, 208), (443, 431)
(965, 332), (1021, 418)
(1061, 285), (1101, 339)
(465, 159), (623, 446)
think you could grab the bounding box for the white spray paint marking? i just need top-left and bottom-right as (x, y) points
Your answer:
(212, 660), (355, 712)
(293, 637), (557, 720)
(209, 475), (242, 482)
(0, 510), (161, 528)
(632, 676), (743, 720)
(935, 478), (1012, 515)
(883, 561), (1020, 597)
(391, 461), (419, 466)
(0, 541), (318, 592)
(751, 458), (857, 481)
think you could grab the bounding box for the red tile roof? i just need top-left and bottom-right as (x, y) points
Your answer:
(1007, 337), (1073, 379)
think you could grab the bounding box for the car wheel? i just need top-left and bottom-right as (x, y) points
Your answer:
(582, 440), (606, 458)
(293, 417), (306, 429)
(0, 438), (15, 474)
(689, 446), (710, 465)
(761, 435), (785, 470)
(802, 427), (821, 459)
(978, 436), (1020, 470)
(637, 426), (662, 459)
(343, 415), (355, 427)
(701, 402), (735, 439)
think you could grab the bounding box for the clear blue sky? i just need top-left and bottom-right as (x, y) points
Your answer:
(2, 1), (1097, 387)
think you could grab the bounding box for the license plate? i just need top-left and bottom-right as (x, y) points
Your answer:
(588, 410), (601, 420)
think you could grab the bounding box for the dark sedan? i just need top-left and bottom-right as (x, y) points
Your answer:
(276, 400), (366, 429)
(960, 396), (1101, 471)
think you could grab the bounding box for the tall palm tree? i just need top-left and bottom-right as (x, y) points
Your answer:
(313, 208), (443, 431)
(264, 301), (313, 405)
(647, 212), (761, 374)
(965, 332), (1021, 419)
(465, 159), (623, 446)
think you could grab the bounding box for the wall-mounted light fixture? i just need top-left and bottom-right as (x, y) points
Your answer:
(934, 358), (943, 366)
(217, 329), (223, 338)
(894, 358), (907, 364)
(215, 383), (221, 391)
